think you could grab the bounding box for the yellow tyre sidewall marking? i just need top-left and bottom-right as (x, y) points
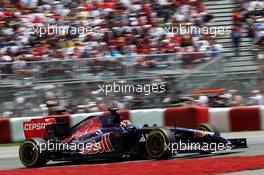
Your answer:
(19, 140), (40, 166)
(146, 130), (167, 158)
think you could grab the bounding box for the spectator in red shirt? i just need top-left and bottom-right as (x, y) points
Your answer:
(232, 9), (243, 24)
(231, 24), (243, 56)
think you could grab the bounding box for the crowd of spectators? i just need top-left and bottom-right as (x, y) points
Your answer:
(0, 0), (222, 79)
(236, 0), (264, 49)
(1, 78), (264, 118)
(192, 89), (264, 107)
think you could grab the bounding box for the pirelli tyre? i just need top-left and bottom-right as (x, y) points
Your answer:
(146, 128), (176, 159)
(19, 138), (48, 168)
(196, 123), (220, 136)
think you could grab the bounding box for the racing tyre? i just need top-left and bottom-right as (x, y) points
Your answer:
(195, 123), (220, 136)
(19, 138), (48, 168)
(196, 124), (220, 154)
(146, 128), (176, 159)
(196, 123), (220, 136)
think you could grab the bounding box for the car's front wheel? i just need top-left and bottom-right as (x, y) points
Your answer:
(196, 123), (220, 136)
(146, 128), (176, 159)
(195, 123), (221, 154)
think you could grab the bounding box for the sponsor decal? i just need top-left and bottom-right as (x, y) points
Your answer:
(80, 133), (114, 154)
(24, 123), (48, 131)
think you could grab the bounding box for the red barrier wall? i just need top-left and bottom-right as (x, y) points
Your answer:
(230, 107), (261, 131)
(0, 118), (11, 143)
(164, 107), (209, 128)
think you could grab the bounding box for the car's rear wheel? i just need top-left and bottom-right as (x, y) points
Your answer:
(146, 128), (176, 159)
(19, 138), (48, 168)
(196, 123), (220, 136)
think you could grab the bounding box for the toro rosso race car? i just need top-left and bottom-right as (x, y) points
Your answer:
(19, 109), (247, 168)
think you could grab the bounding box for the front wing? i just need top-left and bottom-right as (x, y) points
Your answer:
(228, 138), (248, 149)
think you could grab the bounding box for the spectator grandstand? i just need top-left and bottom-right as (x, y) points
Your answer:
(0, 0), (217, 62)
(0, 0), (264, 118)
(240, 0), (264, 48)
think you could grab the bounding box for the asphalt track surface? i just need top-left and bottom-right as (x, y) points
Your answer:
(1, 131), (264, 174)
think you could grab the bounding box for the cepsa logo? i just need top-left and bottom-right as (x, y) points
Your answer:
(24, 123), (48, 131)
(80, 133), (114, 154)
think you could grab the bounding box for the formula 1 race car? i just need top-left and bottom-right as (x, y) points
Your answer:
(19, 109), (247, 168)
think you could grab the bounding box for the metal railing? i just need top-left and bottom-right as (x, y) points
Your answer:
(0, 51), (225, 118)
(0, 51), (223, 86)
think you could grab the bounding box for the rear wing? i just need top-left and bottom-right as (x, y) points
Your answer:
(23, 118), (57, 140)
(23, 116), (70, 140)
